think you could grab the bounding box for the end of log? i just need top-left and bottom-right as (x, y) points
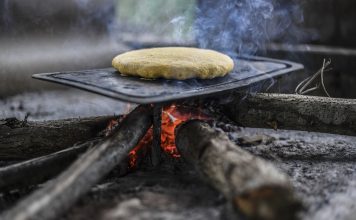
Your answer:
(234, 186), (302, 220)
(176, 120), (303, 220)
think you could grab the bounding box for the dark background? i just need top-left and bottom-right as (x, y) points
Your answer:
(0, 0), (355, 97)
(1, 0), (355, 47)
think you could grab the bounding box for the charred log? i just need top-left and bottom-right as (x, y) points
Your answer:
(0, 116), (122, 160)
(0, 105), (153, 220)
(0, 140), (98, 191)
(176, 120), (302, 220)
(224, 93), (356, 136)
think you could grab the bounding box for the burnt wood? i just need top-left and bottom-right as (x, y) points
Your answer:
(0, 140), (97, 191)
(0, 116), (121, 160)
(225, 93), (356, 136)
(0, 105), (153, 220)
(151, 104), (163, 166)
(176, 120), (302, 220)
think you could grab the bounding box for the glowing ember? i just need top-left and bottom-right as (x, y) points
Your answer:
(104, 104), (209, 168)
(128, 127), (153, 168)
(104, 117), (151, 169)
(161, 104), (209, 158)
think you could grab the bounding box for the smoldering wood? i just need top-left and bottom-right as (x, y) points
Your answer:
(176, 120), (302, 220)
(0, 140), (98, 191)
(151, 104), (163, 166)
(0, 116), (121, 160)
(224, 93), (356, 136)
(0, 105), (153, 220)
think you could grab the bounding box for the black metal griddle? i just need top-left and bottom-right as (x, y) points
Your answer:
(33, 54), (303, 165)
(32, 55), (303, 104)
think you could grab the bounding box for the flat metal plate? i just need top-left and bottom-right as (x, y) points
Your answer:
(33, 55), (303, 104)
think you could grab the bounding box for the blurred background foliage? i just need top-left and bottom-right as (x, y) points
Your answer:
(116, 0), (196, 40)
(1, 0), (356, 97)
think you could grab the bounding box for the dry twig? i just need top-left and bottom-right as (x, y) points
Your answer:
(295, 59), (332, 97)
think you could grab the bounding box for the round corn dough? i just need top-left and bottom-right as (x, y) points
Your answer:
(112, 47), (234, 80)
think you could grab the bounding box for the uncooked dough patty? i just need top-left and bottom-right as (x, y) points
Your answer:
(112, 47), (234, 80)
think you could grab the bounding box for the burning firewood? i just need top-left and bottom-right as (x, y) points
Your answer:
(0, 105), (153, 220)
(176, 120), (302, 220)
(0, 116), (121, 160)
(225, 93), (356, 136)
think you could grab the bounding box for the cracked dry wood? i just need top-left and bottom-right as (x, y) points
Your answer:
(0, 116), (121, 160)
(225, 93), (356, 136)
(176, 120), (302, 220)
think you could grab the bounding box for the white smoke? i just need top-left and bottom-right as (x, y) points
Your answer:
(1, 0), (13, 32)
(193, 0), (307, 55)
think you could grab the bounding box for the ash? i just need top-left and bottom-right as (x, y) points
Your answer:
(1, 91), (356, 220)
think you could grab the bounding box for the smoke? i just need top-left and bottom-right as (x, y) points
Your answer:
(170, 16), (194, 44)
(1, 0), (309, 52)
(73, 0), (115, 36)
(1, 0), (13, 34)
(2, 1), (11, 25)
(193, 0), (307, 55)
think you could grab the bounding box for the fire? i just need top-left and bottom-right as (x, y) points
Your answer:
(161, 104), (209, 158)
(128, 128), (152, 168)
(104, 117), (151, 169)
(104, 103), (209, 168)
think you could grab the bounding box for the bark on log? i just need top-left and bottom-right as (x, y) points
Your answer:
(0, 116), (121, 160)
(0, 140), (98, 191)
(0, 137), (149, 192)
(224, 93), (356, 136)
(176, 120), (302, 220)
(0, 105), (153, 220)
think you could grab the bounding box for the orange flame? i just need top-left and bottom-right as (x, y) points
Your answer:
(161, 104), (209, 158)
(128, 127), (152, 168)
(104, 117), (151, 169)
(105, 104), (209, 168)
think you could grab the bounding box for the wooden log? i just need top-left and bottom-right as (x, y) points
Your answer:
(176, 120), (302, 220)
(0, 116), (121, 160)
(224, 93), (356, 136)
(0, 140), (98, 191)
(0, 105), (153, 220)
(0, 136), (149, 191)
